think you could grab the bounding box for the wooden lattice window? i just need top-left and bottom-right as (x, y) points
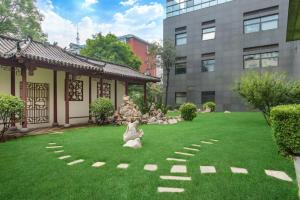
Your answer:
(69, 80), (83, 101)
(97, 82), (111, 99)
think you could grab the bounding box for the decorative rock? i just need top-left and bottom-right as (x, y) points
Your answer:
(157, 187), (185, 193)
(58, 155), (71, 160)
(92, 162), (106, 168)
(265, 170), (292, 182)
(184, 147), (200, 152)
(166, 158), (187, 162)
(123, 121), (144, 143)
(123, 138), (142, 149)
(171, 165), (187, 173)
(168, 119), (178, 124)
(175, 152), (194, 157)
(160, 175), (191, 181)
(200, 166), (216, 174)
(231, 167), (248, 174)
(67, 159), (84, 166)
(144, 164), (158, 171)
(117, 163), (129, 169)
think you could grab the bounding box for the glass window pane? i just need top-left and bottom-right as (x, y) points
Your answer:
(202, 59), (215, 72)
(244, 60), (260, 68)
(244, 18), (260, 25)
(176, 33), (187, 45)
(262, 58), (278, 67)
(175, 63), (187, 74)
(202, 32), (215, 40)
(244, 24), (260, 33)
(261, 14), (278, 22)
(203, 27), (216, 33)
(176, 93), (187, 105)
(261, 20), (278, 30)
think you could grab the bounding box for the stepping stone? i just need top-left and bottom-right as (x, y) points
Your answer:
(157, 187), (185, 193)
(117, 163), (129, 169)
(184, 147), (200, 152)
(67, 159), (84, 166)
(144, 164), (158, 171)
(46, 146), (63, 149)
(92, 162), (106, 168)
(265, 170), (292, 182)
(54, 150), (64, 153)
(166, 158), (187, 162)
(50, 131), (64, 135)
(210, 139), (219, 142)
(192, 144), (201, 147)
(58, 155), (71, 160)
(174, 152), (194, 157)
(160, 175), (191, 181)
(200, 166), (216, 174)
(48, 143), (56, 145)
(171, 165), (187, 173)
(231, 167), (248, 174)
(201, 141), (213, 144)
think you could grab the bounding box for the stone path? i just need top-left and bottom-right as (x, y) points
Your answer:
(166, 158), (187, 162)
(184, 147), (200, 152)
(231, 167), (248, 174)
(46, 146), (63, 149)
(200, 166), (216, 174)
(265, 170), (292, 182)
(117, 163), (129, 169)
(157, 187), (185, 193)
(67, 159), (84, 166)
(54, 150), (64, 153)
(174, 152), (194, 157)
(92, 162), (106, 168)
(200, 141), (213, 144)
(171, 165), (187, 173)
(160, 175), (191, 181)
(59, 155), (71, 160)
(144, 164), (158, 171)
(192, 144), (201, 147)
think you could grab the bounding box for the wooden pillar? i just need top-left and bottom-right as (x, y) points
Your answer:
(100, 77), (103, 97)
(21, 66), (28, 131)
(115, 80), (117, 110)
(64, 72), (70, 127)
(88, 77), (93, 123)
(11, 67), (15, 96)
(125, 82), (128, 96)
(143, 82), (147, 105)
(53, 71), (58, 126)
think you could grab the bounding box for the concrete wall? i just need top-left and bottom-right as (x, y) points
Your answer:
(0, 66), (126, 129)
(163, 0), (300, 111)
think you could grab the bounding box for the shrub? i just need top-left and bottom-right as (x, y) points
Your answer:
(235, 72), (300, 125)
(90, 98), (114, 124)
(180, 103), (197, 121)
(0, 94), (24, 140)
(203, 101), (216, 111)
(270, 104), (300, 157)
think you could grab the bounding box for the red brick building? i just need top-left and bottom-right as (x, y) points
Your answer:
(119, 34), (157, 77)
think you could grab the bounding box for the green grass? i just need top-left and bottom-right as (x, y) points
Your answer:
(0, 113), (298, 200)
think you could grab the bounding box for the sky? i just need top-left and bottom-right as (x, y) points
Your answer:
(37, 0), (165, 48)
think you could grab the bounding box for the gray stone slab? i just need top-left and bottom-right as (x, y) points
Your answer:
(46, 146), (63, 149)
(144, 164), (158, 171)
(117, 163), (129, 169)
(54, 150), (64, 153)
(192, 144), (201, 147)
(166, 158), (187, 162)
(184, 147), (200, 152)
(67, 159), (84, 166)
(231, 167), (248, 174)
(48, 143), (56, 145)
(157, 187), (185, 193)
(171, 165), (187, 173)
(58, 155), (71, 160)
(92, 162), (106, 168)
(265, 170), (292, 182)
(200, 166), (216, 174)
(201, 141), (213, 144)
(160, 175), (191, 181)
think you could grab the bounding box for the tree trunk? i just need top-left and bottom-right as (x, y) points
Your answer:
(165, 68), (170, 106)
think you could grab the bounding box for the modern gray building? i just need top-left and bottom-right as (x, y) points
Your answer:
(163, 0), (300, 111)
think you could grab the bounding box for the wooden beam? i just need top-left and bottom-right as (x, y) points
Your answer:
(21, 66), (28, 130)
(64, 72), (70, 127)
(11, 67), (15, 95)
(100, 77), (103, 97)
(88, 77), (93, 123)
(115, 80), (117, 110)
(53, 70), (58, 126)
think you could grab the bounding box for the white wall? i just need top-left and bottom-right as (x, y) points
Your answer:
(0, 67), (11, 94)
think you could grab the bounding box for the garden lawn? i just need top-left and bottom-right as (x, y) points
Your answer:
(0, 112), (298, 200)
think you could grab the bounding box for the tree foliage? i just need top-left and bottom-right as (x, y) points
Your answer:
(80, 33), (141, 70)
(0, 0), (47, 41)
(0, 94), (24, 140)
(90, 98), (114, 125)
(235, 72), (300, 125)
(180, 103), (197, 121)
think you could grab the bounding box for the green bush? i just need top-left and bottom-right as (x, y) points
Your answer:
(203, 101), (216, 111)
(180, 103), (197, 121)
(0, 94), (24, 140)
(90, 98), (114, 124)
(270, 104), (300, 157)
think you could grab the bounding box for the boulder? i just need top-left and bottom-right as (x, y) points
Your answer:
(168, 119), (178, 124)
(123, 138), (142, 149)
(224, 111), (231, 114)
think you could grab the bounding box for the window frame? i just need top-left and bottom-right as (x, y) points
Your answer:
(202, 26), (216, 41)
(175, 92), (187, 105)
(244, 14), (279, 34)
(243, 51), (279, 69)
(175, 32), (187, 46)
(201, 59), (215, 72)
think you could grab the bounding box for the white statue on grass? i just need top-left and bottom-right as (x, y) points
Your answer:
(123, 120), (144, 149)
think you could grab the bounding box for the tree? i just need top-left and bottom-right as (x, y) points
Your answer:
(80, 33), (141, 70)
(0, 0), (47, 41)
(235, 71), (300, 125)
(0, 94), (24, 141)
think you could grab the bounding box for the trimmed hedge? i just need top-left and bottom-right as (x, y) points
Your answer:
(90, 98), (114, 124)
(203, 101), (216, 111)
(270, 104), (300, 157)
(180, 103), (197, 121)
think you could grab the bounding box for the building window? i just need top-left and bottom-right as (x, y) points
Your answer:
(175, 56), (187, 75)
(244, 51), (278, 69)
(202, 59), (215, 72)
(244, 14), (278, 34)
(69, 80), (84, 101)
(202, 27), (215, 40)
(97, 82), (111, 99)
(201, 91), (215, 104)
(175, 32), (187, 45)
(175, 92), (187, 105)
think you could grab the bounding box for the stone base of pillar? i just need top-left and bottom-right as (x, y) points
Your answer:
(52, 122), (59, 127)
(20, 128), (30, 133)
(64, 124), (71, 128)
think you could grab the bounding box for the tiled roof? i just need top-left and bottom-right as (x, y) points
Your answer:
(0, 35), (103, 72)
(0, 35), (160, 82)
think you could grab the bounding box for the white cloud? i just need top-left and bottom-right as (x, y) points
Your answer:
(120, 0), (138, 6)
(81, 0), (98, 9)
(38, 0), (164, 48)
